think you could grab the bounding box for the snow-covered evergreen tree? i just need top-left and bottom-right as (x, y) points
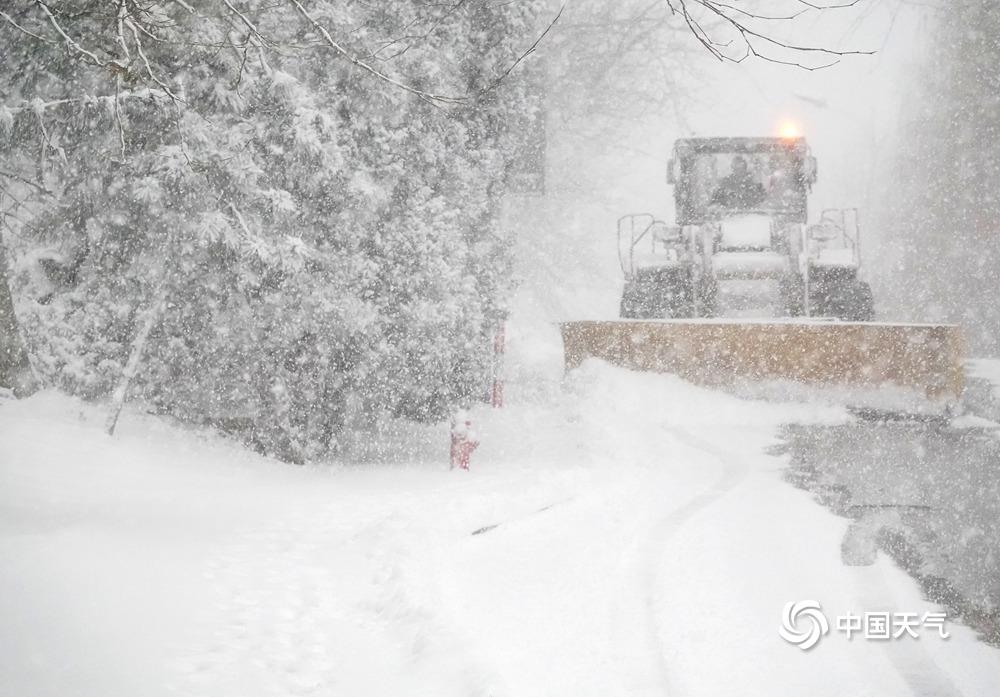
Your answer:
(1, 0), (544, 461)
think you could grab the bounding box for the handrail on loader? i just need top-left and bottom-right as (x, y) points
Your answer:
(616, 214), (657, 277)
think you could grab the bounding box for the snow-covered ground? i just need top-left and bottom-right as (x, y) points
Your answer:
(4, 204), (1000, 696)
(5, 349), (1000, 696)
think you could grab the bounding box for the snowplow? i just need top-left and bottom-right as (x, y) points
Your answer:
(562, 136), (964, 405)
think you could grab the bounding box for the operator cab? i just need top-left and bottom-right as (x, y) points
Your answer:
(667, 137), (817, 226)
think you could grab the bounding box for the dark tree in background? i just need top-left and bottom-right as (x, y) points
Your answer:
(884, 1), (1000, 355)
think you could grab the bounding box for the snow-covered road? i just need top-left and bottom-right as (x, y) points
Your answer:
(4, 358), (1000, 697)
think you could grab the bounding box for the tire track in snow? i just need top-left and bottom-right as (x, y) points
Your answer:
(851, 564), (964, 697)
(640, 425), (751, 696)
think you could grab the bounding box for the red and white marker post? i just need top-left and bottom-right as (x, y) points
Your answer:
(450, 410), (478, 471)
(448, 321), (504, 471)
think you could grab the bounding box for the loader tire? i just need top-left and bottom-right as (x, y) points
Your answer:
(620, 269), (694, 319)
(815, 279), (875, 322)
(694, 277), (718, 318)
(847, 280), (875, 322)
(620, 283), (656, 319)
(620, 289), (643, 319)
(779, 274), (806, 317)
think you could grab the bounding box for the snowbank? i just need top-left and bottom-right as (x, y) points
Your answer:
(968, 359), (1000, 401)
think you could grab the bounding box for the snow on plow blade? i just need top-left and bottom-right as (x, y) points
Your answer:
(560, 320), (964, 404)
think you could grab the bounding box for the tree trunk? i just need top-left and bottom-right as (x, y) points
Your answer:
(105, 286), (167, 436)
(0, 240), (36, 396)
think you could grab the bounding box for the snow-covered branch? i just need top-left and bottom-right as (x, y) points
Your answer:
(4, 89), (173, 115)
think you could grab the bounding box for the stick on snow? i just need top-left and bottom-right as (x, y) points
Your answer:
(471, 499), (573, 536)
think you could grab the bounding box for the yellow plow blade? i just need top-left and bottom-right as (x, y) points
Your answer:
(560, 320), (964, 403)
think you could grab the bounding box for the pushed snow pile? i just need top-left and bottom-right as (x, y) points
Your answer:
(965, 359), (1000, 424)
(968, 359), (1000, 401)
(3, 376), (1000, 697)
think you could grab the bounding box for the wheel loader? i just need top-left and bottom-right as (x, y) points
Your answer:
(618, 137), (872, 321)
(561, 136), (964, 406)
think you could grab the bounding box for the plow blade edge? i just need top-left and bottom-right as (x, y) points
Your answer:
(560, 320), (964, 403)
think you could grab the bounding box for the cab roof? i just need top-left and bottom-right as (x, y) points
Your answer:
(672, 137), (810, 156)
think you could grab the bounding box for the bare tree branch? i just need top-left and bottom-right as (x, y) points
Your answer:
(666, 0), (874, 69)
(0, 168), (52, 196)
(286, 0), (466, 106)
(481, 2), (566, 97)
(0, 8), (53, 42)
(34, 0), (117, 70)
(115, 0), (133, 63)
(221, 0), (274, 47)
(370, 0), (471, 61)
(126, 17), (183, 103)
